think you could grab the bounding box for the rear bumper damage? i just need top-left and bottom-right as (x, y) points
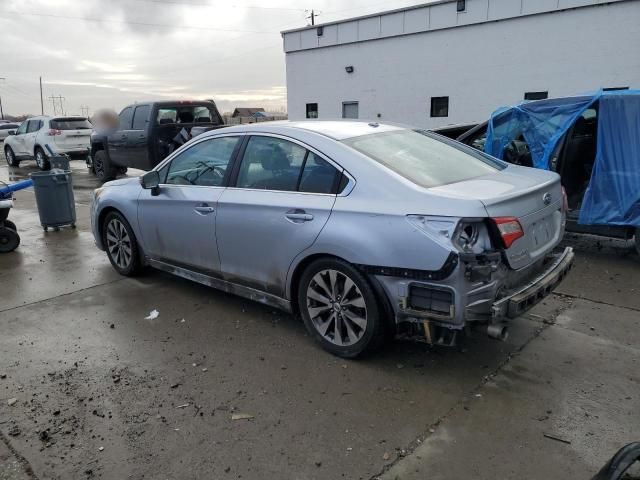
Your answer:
(491, 246), (574, 320)
(375, 246), (574, 344)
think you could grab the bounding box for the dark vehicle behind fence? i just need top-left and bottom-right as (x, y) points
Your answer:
(457, 90), (640, 254)
(89, 100), (224, 181)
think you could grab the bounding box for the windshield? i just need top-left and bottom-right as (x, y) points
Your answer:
(50, 118), (92, 130)
(343, 129), (505, 188)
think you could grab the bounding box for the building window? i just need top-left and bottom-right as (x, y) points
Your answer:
(457, 0), (466, 12)
(603, 86), (629, 91)
(524, 91), (549, 101)
(306, 103), (318, 119)
(430, 97), (449, 118)
(342, 101), (359, 119)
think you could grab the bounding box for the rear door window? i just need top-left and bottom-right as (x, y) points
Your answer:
(236, 136), (307, 192)
(119, 107), (134, 130)
(298, 153), (340, 194)
(132, 105), (150, 130)
(26, 120), (41, 133)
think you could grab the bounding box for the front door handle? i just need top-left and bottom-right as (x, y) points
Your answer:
(194, 203), (215, 215)
(285, 210), (314, 223)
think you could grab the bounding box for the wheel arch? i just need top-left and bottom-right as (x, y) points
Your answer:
(287, 253), (395, 331)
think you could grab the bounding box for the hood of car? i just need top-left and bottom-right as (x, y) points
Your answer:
(103, 177), (140, 188)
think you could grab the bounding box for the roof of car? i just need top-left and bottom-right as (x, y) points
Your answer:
(217, 120), (406, 141)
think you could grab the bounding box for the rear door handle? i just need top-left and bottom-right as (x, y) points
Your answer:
(285, 210), (313, 223)
(194, 203), (215, 215)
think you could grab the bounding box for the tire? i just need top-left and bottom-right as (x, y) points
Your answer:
(34, 147), (50, 171)
(635, 228), (640, 257)
(4, 146), (19, 167)
(0, 226), (20, 253)
(2, 220), (17, 232)
(93, 150), (117, 182)
(297, 257), (387, 358)
(102, 211), (142, 276)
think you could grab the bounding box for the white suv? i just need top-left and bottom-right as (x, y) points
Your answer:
(4, 116), (91, 170)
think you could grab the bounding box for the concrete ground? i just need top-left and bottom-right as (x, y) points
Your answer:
(0, 158), (638, 480)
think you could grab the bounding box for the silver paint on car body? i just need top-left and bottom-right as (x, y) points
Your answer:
(91, 120), (571, 334)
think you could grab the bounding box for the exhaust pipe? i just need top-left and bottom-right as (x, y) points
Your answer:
(487, 323), (509, 341)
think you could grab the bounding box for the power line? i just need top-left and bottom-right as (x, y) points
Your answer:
(128, 0), (305, 11)
(48, 95), (65, 116)
(0, 10), (284, 34)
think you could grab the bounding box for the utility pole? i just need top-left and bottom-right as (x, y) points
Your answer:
(80, 104), (90, 117)
(39, 76), (44, 115)
(306, 9), (319, 26)
(0, 77), (5, 120)
(48, 95), (65, 116)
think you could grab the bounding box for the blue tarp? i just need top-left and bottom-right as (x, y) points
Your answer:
(484, 90), (640, 227)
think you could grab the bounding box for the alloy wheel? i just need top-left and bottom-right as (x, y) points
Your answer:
(106, 218), (133, 270)
(6, 149), (14, 165)
(35, 150), (45, 169)
(306, 269), (368, 346)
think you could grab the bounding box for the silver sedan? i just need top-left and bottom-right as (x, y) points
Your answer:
(90, 121), (574, 357)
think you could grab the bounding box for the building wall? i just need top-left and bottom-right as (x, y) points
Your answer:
(284, 0), (640, 128)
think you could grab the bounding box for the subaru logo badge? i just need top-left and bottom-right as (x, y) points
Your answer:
(543, 193), (552, 206)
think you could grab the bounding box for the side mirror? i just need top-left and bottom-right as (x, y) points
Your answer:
(8, 130), (16, 136)
(140, 170), (160, 196)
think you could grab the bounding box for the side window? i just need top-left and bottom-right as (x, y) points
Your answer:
(236, 136), (307, 192)
(299, 153), (340, 194)
(132, 105), (150, 130)
(165, 136), (240, 187)
(26, 120), (40, 133)
(15, 122), (28, 135)
(119, 107), (134, 130)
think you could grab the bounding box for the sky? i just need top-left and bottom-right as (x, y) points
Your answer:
(0, 0), (425, 117)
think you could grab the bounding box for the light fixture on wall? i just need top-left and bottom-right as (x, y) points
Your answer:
(345, 66), (354, 73)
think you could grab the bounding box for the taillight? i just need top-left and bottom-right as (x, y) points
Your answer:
(561, 186), (568, 213)
(492, 217), (524, 248)
(47, 129), (62, 136)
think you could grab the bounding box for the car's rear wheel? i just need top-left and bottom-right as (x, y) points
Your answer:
(298, 258), (387, 358)
(4, 146), (19, 167)
(34, 147), (50, 171)
(93, 150), (117, 182)
(102, 211), (142, 276)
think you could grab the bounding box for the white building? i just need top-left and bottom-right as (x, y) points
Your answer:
(282, 0), (640, 129)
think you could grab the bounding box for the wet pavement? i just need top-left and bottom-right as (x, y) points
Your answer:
(0, 158), (638, 479)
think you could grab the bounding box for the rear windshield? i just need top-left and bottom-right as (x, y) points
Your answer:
(50, 118), (92, 130)
(342, 129), (505, 188)
(156, 106), (219, 125)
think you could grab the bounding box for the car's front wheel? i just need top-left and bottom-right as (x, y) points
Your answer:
(298, 258), (387, 358)
(34, 147), (50, 171)
(102, 211), (142, 276)
(4, 146), (19, 167)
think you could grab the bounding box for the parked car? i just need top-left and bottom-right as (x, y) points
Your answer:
(90, 121), (573, 357)
(457, 91), (640, 254)
(0, 123), (19, 141)
(4, 116), (91, 170)
(430, 122), (477, 140)
(89, 100), (225, 182)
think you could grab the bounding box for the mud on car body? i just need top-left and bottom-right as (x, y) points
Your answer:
(90, 121), (573, 357)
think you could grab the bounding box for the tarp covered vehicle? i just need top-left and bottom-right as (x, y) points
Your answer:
(458, 90), (640, 254)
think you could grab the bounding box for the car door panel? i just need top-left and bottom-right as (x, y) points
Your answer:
(137, 134), (243, 272)
(138, 186), (224, 273)
(216, 189), (336, 295)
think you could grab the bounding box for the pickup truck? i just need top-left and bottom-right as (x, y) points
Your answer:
(89, 100), (224, 181)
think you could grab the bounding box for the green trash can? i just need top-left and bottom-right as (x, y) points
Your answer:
(30, 170), (76, 231)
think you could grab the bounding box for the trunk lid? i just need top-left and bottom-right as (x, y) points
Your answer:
(430, 165), (564, 269)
